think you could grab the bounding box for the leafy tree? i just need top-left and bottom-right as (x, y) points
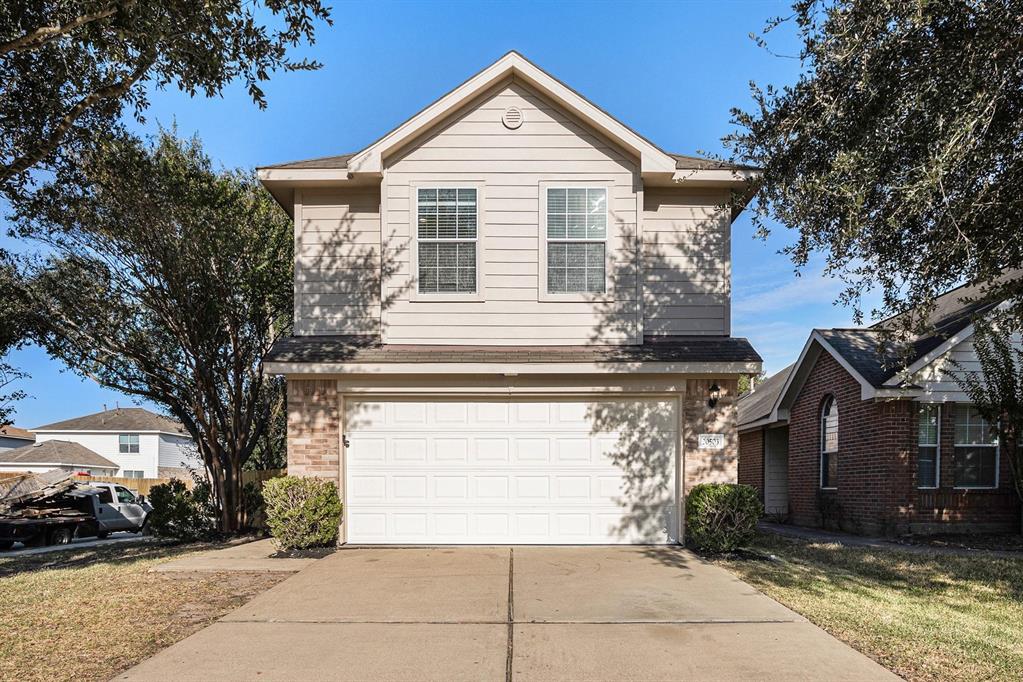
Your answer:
(727, 0), (1023, 333)
(0, 0), (331, 198)
(17, 130), (292, 531)
(738, 370), (767, 397)
(953, 310), (1023, 511)
(0, 255), (28, 426)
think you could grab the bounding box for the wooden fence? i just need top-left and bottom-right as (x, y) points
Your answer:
(0, 469), (286, 497)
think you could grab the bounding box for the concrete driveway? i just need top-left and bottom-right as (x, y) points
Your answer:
(119, 546), (896, 681)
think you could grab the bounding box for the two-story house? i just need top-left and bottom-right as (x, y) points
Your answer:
(30, 407), (200, 479)
(261, 52), (762, 545)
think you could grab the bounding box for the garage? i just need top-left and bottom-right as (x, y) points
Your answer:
(344, 398), (679, 544)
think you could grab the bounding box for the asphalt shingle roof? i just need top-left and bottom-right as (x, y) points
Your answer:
(736, 364), (794, 428)
(265, 335), (762, 365)
(0, 440), (118, 469)
(35, 408), (186, 435)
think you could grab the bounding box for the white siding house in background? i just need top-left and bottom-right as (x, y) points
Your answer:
(0, 425), (35, 453)
(32, 408), (200, 479)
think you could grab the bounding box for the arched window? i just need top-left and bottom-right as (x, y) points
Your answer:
(820, 396), (839, 488)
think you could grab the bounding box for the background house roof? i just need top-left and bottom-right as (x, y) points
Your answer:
(0, 440), (118, 469)
(265, 335), (762, 365)
(34, 407), (187, 435)
(736, 364), (794, 428)
(0, 425), (35, 441)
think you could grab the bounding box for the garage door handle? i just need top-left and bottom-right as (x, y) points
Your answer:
(342, 435), (350, 448)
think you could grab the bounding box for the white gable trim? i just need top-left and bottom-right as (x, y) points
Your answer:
(881, 324), (977, 387)
(345, 52), (678, 178)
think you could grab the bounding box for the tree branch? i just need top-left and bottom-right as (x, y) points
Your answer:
(0, 6), (119, 55)
(0, 54), (153, 184)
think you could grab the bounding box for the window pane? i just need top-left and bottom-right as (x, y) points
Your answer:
(918, 405), (938, 445)
(821, 451), (837, 488)
(547, 214), (566, 239)
(418, 188), (437, 206)
(955, 404), (997, 445)
(566, 188), (587, 212)
(419, 242), (475, 294)
(587, 188), (607, 214)
(566, 213), (586, 239)
(547, 188), (566, 214)
(586, 212), (606, 239)
(548, 243), (605, 294)
(918, 446), (938, 488)
(954, 446), (997, 487)
(822, 398), (838, 453)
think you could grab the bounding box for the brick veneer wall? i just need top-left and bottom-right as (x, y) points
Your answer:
(786, 349), (1020, 535)
(287, 379), (340, 482)
(737, 428), (764, 500)
(684, 378), (739, 490)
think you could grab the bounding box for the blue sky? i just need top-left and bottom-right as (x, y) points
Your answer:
(2, 0), (878, 427)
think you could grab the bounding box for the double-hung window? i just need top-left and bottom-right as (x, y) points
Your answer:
(820, 396), (838, 488)
(416, 188), (478, 294)
(119, 434), (139, 454)
(545, 187), (607, 294)
(917, 404), (940, 489)
(953, 404), (999, 488)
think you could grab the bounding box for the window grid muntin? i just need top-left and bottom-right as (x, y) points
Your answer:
(546, 187), (607, 294)
(953, 404), (998, 488)
(417, 188), (478, 294)
(917, 404), (940, 489)
(820, 396), (838, 488)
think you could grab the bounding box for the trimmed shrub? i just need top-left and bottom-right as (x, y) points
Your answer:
(147, 478), (219, 541)
(685, 483), (762, 553)
(263, 476), (342, 549)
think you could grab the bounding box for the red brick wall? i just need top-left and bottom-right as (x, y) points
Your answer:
(786, 348), (1020, 535)
(910, 404), (1020, 532)
(287, 379), (340, 482)
(738, 428), (764, 500)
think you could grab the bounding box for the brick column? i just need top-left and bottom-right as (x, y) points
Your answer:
(683, 378), (739, 489)
(287, 379), (340, 482)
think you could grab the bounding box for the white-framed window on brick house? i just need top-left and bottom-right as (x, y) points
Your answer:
(917, 404), (940, 489)
(119, 434), (139, 454)
(540, 185), (608, 299)
(820, 396), (838, 489)
(414, 187), (480, 297)
(953, 404), (999, 488)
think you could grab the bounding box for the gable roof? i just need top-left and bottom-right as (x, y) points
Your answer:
(0, 425), (34, 441)
(0, 440), (118, 469)
(34, 408), (188, 436)
(258, 52), (760, 192)
(736, 364), (794, 429)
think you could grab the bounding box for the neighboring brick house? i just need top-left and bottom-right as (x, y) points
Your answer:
(260, 52), (763, 545)
(737, 283), (1020, 535)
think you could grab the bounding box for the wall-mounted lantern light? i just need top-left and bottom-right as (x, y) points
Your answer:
(707, 382), (721, 408)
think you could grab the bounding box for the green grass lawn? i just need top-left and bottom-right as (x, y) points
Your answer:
(0, 543), (287, 682)
(721, 533), (1023, 681)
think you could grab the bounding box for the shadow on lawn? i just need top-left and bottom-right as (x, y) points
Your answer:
(742, 533), (1023, 603)
(0, 540), (212, 578)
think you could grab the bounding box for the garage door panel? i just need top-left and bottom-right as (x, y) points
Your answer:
(345, 399), (677, 544)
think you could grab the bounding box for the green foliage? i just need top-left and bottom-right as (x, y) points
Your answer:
(0, 0), (332, 199)
(147, 479), (218, 541)
(18, 130), (294, 532)
(686, 483), (763, 553)
(727, 0), (1023, 333)
(738, 371), (767, 397)
(952, 309), (1023, 504)
(263, 476), (342, 550)
(0, 254), (28, 427)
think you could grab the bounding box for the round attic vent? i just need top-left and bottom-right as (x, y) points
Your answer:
(502, 106), (523, 130)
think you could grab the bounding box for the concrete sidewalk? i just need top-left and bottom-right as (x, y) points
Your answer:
(152, 538), (318, 573)
(121, 545), (897, 681)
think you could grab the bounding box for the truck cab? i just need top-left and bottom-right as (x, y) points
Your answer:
(86, 483), (153, 534)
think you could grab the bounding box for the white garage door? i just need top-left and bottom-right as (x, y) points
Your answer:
(345, 398), (678, 544)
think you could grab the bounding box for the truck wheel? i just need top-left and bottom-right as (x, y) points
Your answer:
(0, 540), (13, 551)
(24, 533), (46, 548)
(48, 527), (74, 546)
(138, 518), (153, 536)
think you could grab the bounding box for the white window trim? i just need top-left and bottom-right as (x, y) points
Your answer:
(410, 182), (486, 302)
(119, 433), (140, 454)
(952, 403), (1000, 490)
(917, 403), (940, 490)
(820, 396), (838, 490)
(538, 181), (615, 303)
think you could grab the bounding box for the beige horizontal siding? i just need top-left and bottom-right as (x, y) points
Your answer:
(295, 187), (381, 336)
(380, 78), (643, 345)
(643, 188), (731, 336)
